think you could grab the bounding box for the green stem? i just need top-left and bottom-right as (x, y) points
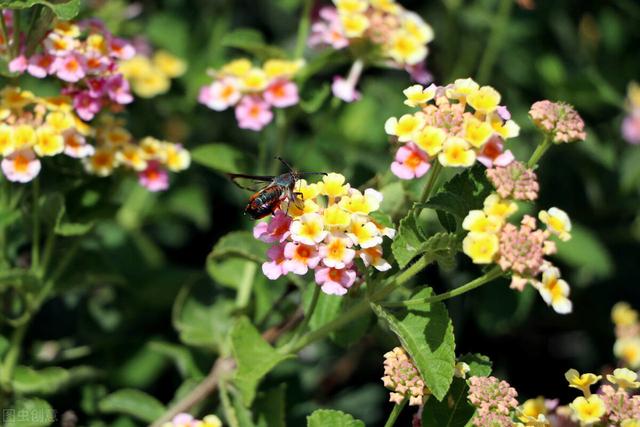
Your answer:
(527, 135), (552, 168)
(39, 229), (56, 279)
(281, 285), (321, 352)
(418, 161), (442, 205)
(219, 380), (240, 427)
(11, 10), (19, 58)
(0, 321), (28, 391)
(382, 266), (503, 308)
(294, 0), (313, 58)
(281, 255), (432, 354)
(383, 399), (407, 427)
(0, 10), (9, 57)
(476, 0), (513, 83)
(30, 179), (40, 273)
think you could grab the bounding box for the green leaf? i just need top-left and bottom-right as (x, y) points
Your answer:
(555, 224), (613, 283)
(231, 317), (293, 406)
(55, 220), (94, 236)
(221, 28), (286, 59)
(307, 286), (342, 330)
(331, 296), (372, 347)
(148, 341), (203, 378)
(254, 384), (286, 427)
(421, 377), (474, 427)
(421, 354), (491, 427)
(391, 213), (460, 269)
(191, 143), (247, 173)
(5, 398), (54, 427)
(13, 366), (69, 394)
(174, 295), (235, 351)
(40, 193), (93, 236)
(422, 166), (492, 232)
(620, 147), (640, 192)
(372, 288), (456, 401)
(98, 389), (166, 423)
(459, 353), (492, 377)
(307, 409), (365, 427)
(1, 0), (80, 20)
(391, 214), (426, 269)
(0, 334), (9, 359)
(207, 231), (268, 288)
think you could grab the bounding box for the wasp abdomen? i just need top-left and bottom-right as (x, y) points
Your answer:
(245, 186), (284, 219)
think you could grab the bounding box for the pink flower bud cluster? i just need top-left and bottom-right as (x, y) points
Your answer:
(600, 384), (640, 424)
(529, 100), (587, 143)
(198, 58), (302, 132)
(497, 216), (555, 287)
(381, 347), (430, 406)
(467, 376), (518, 427)
(162, 412), (222, 427)
(253, 174), (394, 296)
(486, 160), (539, 201)
(9, 19), (135, 121)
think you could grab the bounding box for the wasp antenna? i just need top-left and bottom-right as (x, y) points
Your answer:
(275, 156), (295, 172)
(298, 171), (328, 177)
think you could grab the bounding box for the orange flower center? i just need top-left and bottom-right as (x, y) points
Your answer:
(405, 152), (423, 169)
(13, 154), (29, 173)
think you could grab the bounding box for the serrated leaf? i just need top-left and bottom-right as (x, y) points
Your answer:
(231, 317), (293, 406)
(98, 389), (166, 423)
(207, 231), (268, 288)
(372, 288), (456, 401)
(423, 166), (491, 232)
(5, 398), (54, 427)
(191, 143), (248, 173)
(459, 353), (492, 377)
(307, 409), (365, 427)
(221, 28), (286, 59)
(422, 354), (492, 427)
(391, 214), (426, 268)
(254, 384), (286, 427)
(1, 0), (80, 19)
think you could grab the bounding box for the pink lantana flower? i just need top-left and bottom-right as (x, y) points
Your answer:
(109, 37), (136, 60)
(106, 74), (134, 104)
(27, 54), (55, 78)
(138, 160), (169, 192)
(263, 79), (299, 108)
(253, 210), (291, 243)
(235, 96), (273, 131)
(262, 243), (288, 280)
(283, 242), (321, 275)
(63, 130), (95, 158)
(315, 265), (357, 296)
(319, 234), (356, 269)
(390, 143), (430, 180)
(72, 91), (101, 121)
(476, 135), (514, 168)
(53, 54), (86, 82)
(199, 78), (242, 111)
(622, 112), (640, 145)
(1, 149), (41, 183)
(332, 76), (361, 103)
(8, 55), (27, 73)
(308, 7), (349, 49)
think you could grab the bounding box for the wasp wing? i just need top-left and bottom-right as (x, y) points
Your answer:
(227, 173), (276, 191)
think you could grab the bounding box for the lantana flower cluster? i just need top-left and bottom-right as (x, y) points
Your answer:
(467, 375), (519, 427)
(119, 48), (186, 98)
(381, 347), (430, 406)
(162, 413), (222, 427)
(622, 82), (640, 145)
(9, 18), (135, 121)
(309, 0), (434, 93)
(84, 116), (190, 192)
(461, 160), (574, 314)
(198, 58), (303, 131)
(385, 78), (519, 180)
(565, 368), (640, 426)
(612, 302), (640, 369)
(529, 100), (587, 144)
(254, 173), (394, 296)
(0, 86), (94, 183)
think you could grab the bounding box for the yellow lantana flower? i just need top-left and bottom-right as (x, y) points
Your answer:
(339, 189), (382, 215)
(221, 58), (253, 77)
(467, 86), (501, 114)
(320, 173), (350, 198)
(34, 127), (64, 157)
(569, 395), (605, 424)
(385, 113), (425, 142)
(464, 117), (494, 148)
(462, 232), (499, 264)
(403, 84), (436, 107)
(341, 13), (370, 38)
(612, 302), (638, 326)
(414, 126), (446, 156)
(13, 124), (37, 149)
(0, 124), (15, 156)
(614, 337), (640, 369)
(483, 194), (517, 220)
(606, 368), (640, 390)
(462, 210), (502, 233)
(538, 207), (572, 241)
(565, 369), (601, 397)
(323, 204), (351, 229)
(387, 31), (427, 65)
(438, 136), (476, 167)
(153, 50), (187, 78)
